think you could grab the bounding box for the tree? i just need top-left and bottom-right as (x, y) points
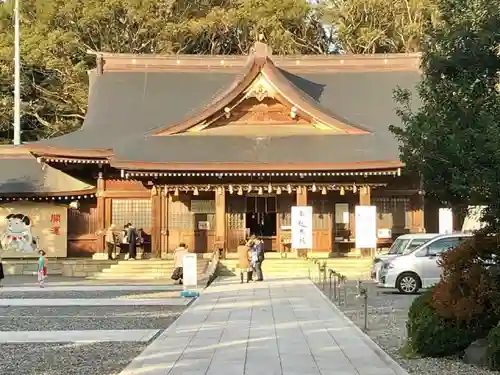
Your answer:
(390, 0), (500, 231)
(0, 0), (329, 143)
(321, 0), (438, 53)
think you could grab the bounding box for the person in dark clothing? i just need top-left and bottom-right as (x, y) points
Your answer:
(253, 237), (265, 281)
(126, 223), (138, 260)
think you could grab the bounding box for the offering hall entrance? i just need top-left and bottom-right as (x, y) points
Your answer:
(245, 195), (277, 251)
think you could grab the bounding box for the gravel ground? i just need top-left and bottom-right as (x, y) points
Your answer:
(0, 342), (148, 375)
(315, 279), (499, 375)
(0, 305), (185, 331)
(0, 290), (181, 299)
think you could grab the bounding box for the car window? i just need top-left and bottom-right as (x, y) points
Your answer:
(426, 238), (462, 256)
(388, 239), (411, 254)
(403, 238), (431, 254)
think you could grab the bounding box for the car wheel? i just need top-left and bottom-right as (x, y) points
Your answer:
(396, 273), (420, 294)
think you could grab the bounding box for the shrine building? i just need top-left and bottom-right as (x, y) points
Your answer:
(0, 42), (440, 259)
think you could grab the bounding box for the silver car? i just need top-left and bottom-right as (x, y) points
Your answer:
(371, 233), (439, 282)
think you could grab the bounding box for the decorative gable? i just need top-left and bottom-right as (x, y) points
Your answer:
(153, 42), (370, 137)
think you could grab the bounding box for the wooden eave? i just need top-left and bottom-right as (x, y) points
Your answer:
(0, 188), (97, 198)
(152, 42), (369, 136)
(28, 145), (113, 163)
(110, 159), (404, 172)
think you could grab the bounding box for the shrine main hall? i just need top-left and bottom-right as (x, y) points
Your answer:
(0, 42), (438, 259)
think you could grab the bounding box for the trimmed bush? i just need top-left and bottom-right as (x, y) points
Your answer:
(488, 325), (500, 370)
(407, 289), (492, 357)
(432, 236), (500, 322)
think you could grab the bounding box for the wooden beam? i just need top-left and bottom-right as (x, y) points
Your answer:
(215, 187), (226, 254)
(151, 187), (162, 258)
(296, 186), (307, 206)
(95, 175), (106, 256)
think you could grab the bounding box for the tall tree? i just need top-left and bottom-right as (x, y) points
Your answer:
(321, 0), (438, 53)
(390, 0), (500, 230)
(0, 0), (328, 143)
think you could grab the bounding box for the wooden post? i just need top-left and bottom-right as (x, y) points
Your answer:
(412, 194), (425, 233)
(162, 187), (169, 258)
(151, 186), (162, 258)
(93, 173), (106, 259)
(359, 186), (371, 206)
(215, 186), (226, 256)
(296, 185), (308, 206)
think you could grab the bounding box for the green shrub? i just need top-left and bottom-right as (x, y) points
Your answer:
(407, 289), (493, 357)
(487, 324), (500, 370)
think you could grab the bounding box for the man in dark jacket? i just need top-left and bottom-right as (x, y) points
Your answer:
(254, 237), (265, 281)
(126, 223), (138, 260)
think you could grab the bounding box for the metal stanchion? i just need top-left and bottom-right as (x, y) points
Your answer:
(356, 280), (369, 331)
(332, 270), (338, 301)
(328, 269), (334, 299)
(322, 261), (327, 290)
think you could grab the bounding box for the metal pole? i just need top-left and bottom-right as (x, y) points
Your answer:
(363, 292), (368, 331)
(328, 270), (333, 299)
(13, 0), (21, 145)
(333, 272), (337, 301)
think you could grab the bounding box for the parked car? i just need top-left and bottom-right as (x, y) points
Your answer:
(371, 233), (439, 282)
(378, 233), (473, 294)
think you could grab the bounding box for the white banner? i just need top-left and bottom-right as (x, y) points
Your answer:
(439, 208), (453, 234)
(291, 206), (313, 249)
(355, 205), (377, 249)
(182, 253), (198, 287)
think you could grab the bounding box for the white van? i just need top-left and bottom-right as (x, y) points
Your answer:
(378, 233), (472, 293)
(371, 233), (439, 282)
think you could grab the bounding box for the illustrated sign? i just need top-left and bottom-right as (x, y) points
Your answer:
(182, 253), (198, 287)
(439, 208), (453, 234)
(291, 206), (313, 249)
(197, 221), (210, 230)
(355, 205), (377, 249)
(0, 202), (67, 258)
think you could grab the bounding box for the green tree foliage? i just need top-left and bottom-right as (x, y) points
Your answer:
(321, 0), (438, 53)
(390, 0), (500, 230)
(0, 0), (329, 143)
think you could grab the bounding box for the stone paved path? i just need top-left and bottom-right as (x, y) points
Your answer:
(120, 277), (409, 375)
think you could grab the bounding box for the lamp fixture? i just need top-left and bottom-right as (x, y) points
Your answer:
(193, 187), (199, 196)
(312, 183), (317, 193)
(321, 187), (327, 195)
(340, 186), (345, 196)
(353, 183), (357, 194)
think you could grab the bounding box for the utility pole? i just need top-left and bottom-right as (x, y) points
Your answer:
(13, 0), (21, 145)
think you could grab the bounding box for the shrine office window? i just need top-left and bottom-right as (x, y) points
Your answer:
(111, 199), (152, 230)
(372, 197), (411, 235)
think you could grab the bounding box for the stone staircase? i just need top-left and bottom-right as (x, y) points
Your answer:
(89, 258), (209, 281)
(219, 254), (373, 281)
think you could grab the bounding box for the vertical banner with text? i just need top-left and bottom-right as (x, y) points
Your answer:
(291, 206), (313, 249)
(355, 205), (377, 249)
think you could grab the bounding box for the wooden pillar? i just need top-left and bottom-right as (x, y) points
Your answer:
(359, 186), (371, 206)
(151, 186), (162, 258)
(215, 186), (226, 255)
(411, 194), (425, 233)
(296, 185), (307, 206)
(93, 173), (106, 259)
(162, 187), (169, 258)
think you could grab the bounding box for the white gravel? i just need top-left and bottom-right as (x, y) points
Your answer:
(0, 342), (148, 375)
(315, 279), (499, 375)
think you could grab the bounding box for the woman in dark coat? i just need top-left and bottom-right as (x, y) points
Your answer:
(0, 257), (4, 287)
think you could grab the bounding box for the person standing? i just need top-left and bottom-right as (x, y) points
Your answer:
(126, 223), (138, 260)
(105, 224), (117, 260)
(121, 224), (129, 259)
(253, 237), (265, 281)
(237, 239), (251, 283)
(37, 250), (48, 288)
(0, 256), (4, 288)
(172, 243), (188, 285)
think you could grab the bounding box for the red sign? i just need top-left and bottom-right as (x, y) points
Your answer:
(50, 214), (61, 235)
